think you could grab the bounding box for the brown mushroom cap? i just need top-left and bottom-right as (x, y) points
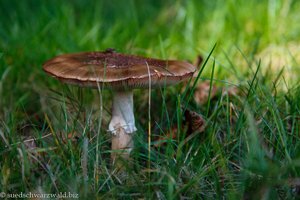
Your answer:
(43, 49), (196, 89)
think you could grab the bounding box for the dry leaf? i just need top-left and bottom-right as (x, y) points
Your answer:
(60, 131), (81, 144)
(192, 55), (203, 78)
(222, 86), (241, 97)
(153, 127), (177, 148)
(183, 108), (206, 134)
(194, 54), (203, 68)
(194, 81), (218, 105)
(153, 108), (206, 148)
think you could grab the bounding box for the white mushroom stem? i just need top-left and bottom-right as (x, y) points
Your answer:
(109, 90), (137, 162)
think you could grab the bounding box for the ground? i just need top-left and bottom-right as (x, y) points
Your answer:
(0, 0), (299, 199)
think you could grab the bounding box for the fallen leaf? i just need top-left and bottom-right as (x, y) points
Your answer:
(183, 108), (206, 134)
(153, 108), (206, 148)
(193, 81), (218, 105)
(192, 55), (203, 78)
(61, 131), (81, 144)
(194, 54), (203, 68)
(222, 86), (241, 97)
(153, 127), (177, 148)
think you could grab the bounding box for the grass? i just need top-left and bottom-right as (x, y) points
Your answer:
(0, 0), (300, 199)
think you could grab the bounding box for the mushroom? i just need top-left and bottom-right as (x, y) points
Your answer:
(43, 48), (196, 163)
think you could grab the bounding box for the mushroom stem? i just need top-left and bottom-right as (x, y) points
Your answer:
(109, 90), (137, 163)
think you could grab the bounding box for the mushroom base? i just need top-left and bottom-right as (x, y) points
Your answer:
(109, 90), (137, 164)
(111, 127), (134, 164)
